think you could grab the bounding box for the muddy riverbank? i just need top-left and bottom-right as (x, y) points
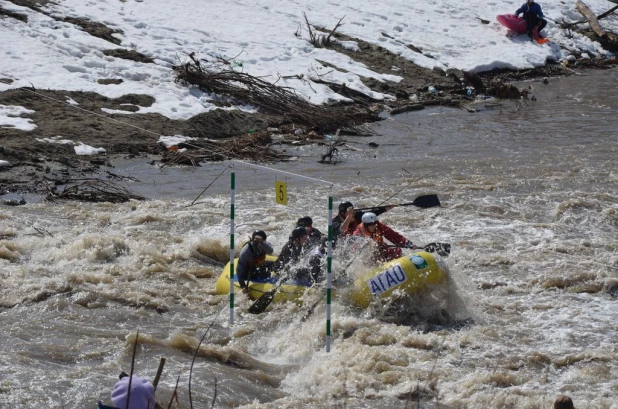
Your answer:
(1, 62), (614, 197)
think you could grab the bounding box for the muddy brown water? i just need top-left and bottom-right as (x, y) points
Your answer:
(0, 69), (617, 408)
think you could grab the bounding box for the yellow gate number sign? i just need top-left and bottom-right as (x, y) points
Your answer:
(275, 180), (288, 205)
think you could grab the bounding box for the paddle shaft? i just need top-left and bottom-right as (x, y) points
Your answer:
(247, 275), (289, 314)
(356, 202), (419, 212)
(373, 170), (439, 207)
(355, 194), (441, 214)
(300, 241), (371, 322)
(384, 242), (451, 256)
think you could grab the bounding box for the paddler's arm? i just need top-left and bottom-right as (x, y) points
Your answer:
(236, 246), (252, 293)
(379, 222), (416, 248)
(514, 4), (524, 16)
(339, 206), (355, 235)
(354, 205), (394, 222)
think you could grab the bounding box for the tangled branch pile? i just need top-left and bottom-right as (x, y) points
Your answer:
(46, 180), (145, 203)
(160, 131), (288, 165)
(173, 54), (377, 132)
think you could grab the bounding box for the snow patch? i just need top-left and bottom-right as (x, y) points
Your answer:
(74, 143), (106, 155)
(0, 105), (37, 131)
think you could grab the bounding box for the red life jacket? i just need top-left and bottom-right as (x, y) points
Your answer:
(353, 222), (404, 262)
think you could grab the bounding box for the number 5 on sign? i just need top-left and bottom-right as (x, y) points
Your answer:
(275, 180), (288, 205)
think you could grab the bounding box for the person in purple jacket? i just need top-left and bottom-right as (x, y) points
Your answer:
(515, 0), (547, 40)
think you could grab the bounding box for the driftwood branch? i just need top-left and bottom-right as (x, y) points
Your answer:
(319, 144), (341, 164)
(576, 0), (607, 38)
(303, 12), (344, 48)
(597, 5), (618, 20)
(325, 15), (345, 44)
(152, 357), (166, 392)
(303, 12), (314, 44)
(34, 226), (54, 238)
(559, 4), (618, 28)
(166, 376), (180, 409)
(310, 76), (380, 106)
(126, 329), (139, 409)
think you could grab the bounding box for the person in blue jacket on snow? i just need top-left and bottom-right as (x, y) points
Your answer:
(515, 0), (547, 40)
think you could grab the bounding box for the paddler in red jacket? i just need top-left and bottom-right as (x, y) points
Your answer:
(332, 201), (392, 239)
(353, 212), (419, 262)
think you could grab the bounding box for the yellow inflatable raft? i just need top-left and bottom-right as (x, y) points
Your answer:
(214, 255), (314, 304)
(215, 251), (447, 309)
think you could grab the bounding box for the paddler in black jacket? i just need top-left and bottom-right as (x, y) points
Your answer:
(295, 216), (324, 251)
(274, 226), (308, 276)
(237, 230), (274, 294)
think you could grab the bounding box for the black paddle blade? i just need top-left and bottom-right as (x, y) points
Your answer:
(248, 289), (276, 314)
(423, 242), (451, 257)
(300, 296), (324, 322)
(411, 194), (441, 208)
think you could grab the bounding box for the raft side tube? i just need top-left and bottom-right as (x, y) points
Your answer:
(349, 251), (447, 309)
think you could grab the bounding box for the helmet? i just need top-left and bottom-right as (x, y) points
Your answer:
(361, 212), (377, 224)
(338, 201), (353, 213)
(297, 216), (313, 227)
(292, 226), (308, 239)
(252, 230), (267, 241)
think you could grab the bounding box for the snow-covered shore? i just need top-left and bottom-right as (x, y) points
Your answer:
(1, 0), (616, 120)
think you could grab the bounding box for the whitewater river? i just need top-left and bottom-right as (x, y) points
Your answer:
(1, 68), (617, 409)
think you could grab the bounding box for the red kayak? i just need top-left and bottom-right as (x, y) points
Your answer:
(496, 14), (528, 34)
(497, 14), (549, 43)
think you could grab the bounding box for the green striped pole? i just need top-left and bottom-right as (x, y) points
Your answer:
(229, 172), (236, 324)
(326, 196), (333, 352)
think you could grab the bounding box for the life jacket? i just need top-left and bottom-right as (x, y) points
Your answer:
(355, 223), (384, 246)
(354, 223), (404, 262)
(243, 241), (267, 267)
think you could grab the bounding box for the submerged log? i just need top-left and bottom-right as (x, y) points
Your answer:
(576, 0), (607, 38)
(390, 104), (425, 115)
(46, 179), (146, 203)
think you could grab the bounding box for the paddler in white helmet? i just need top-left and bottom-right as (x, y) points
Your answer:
(353, 212), (419, 262)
